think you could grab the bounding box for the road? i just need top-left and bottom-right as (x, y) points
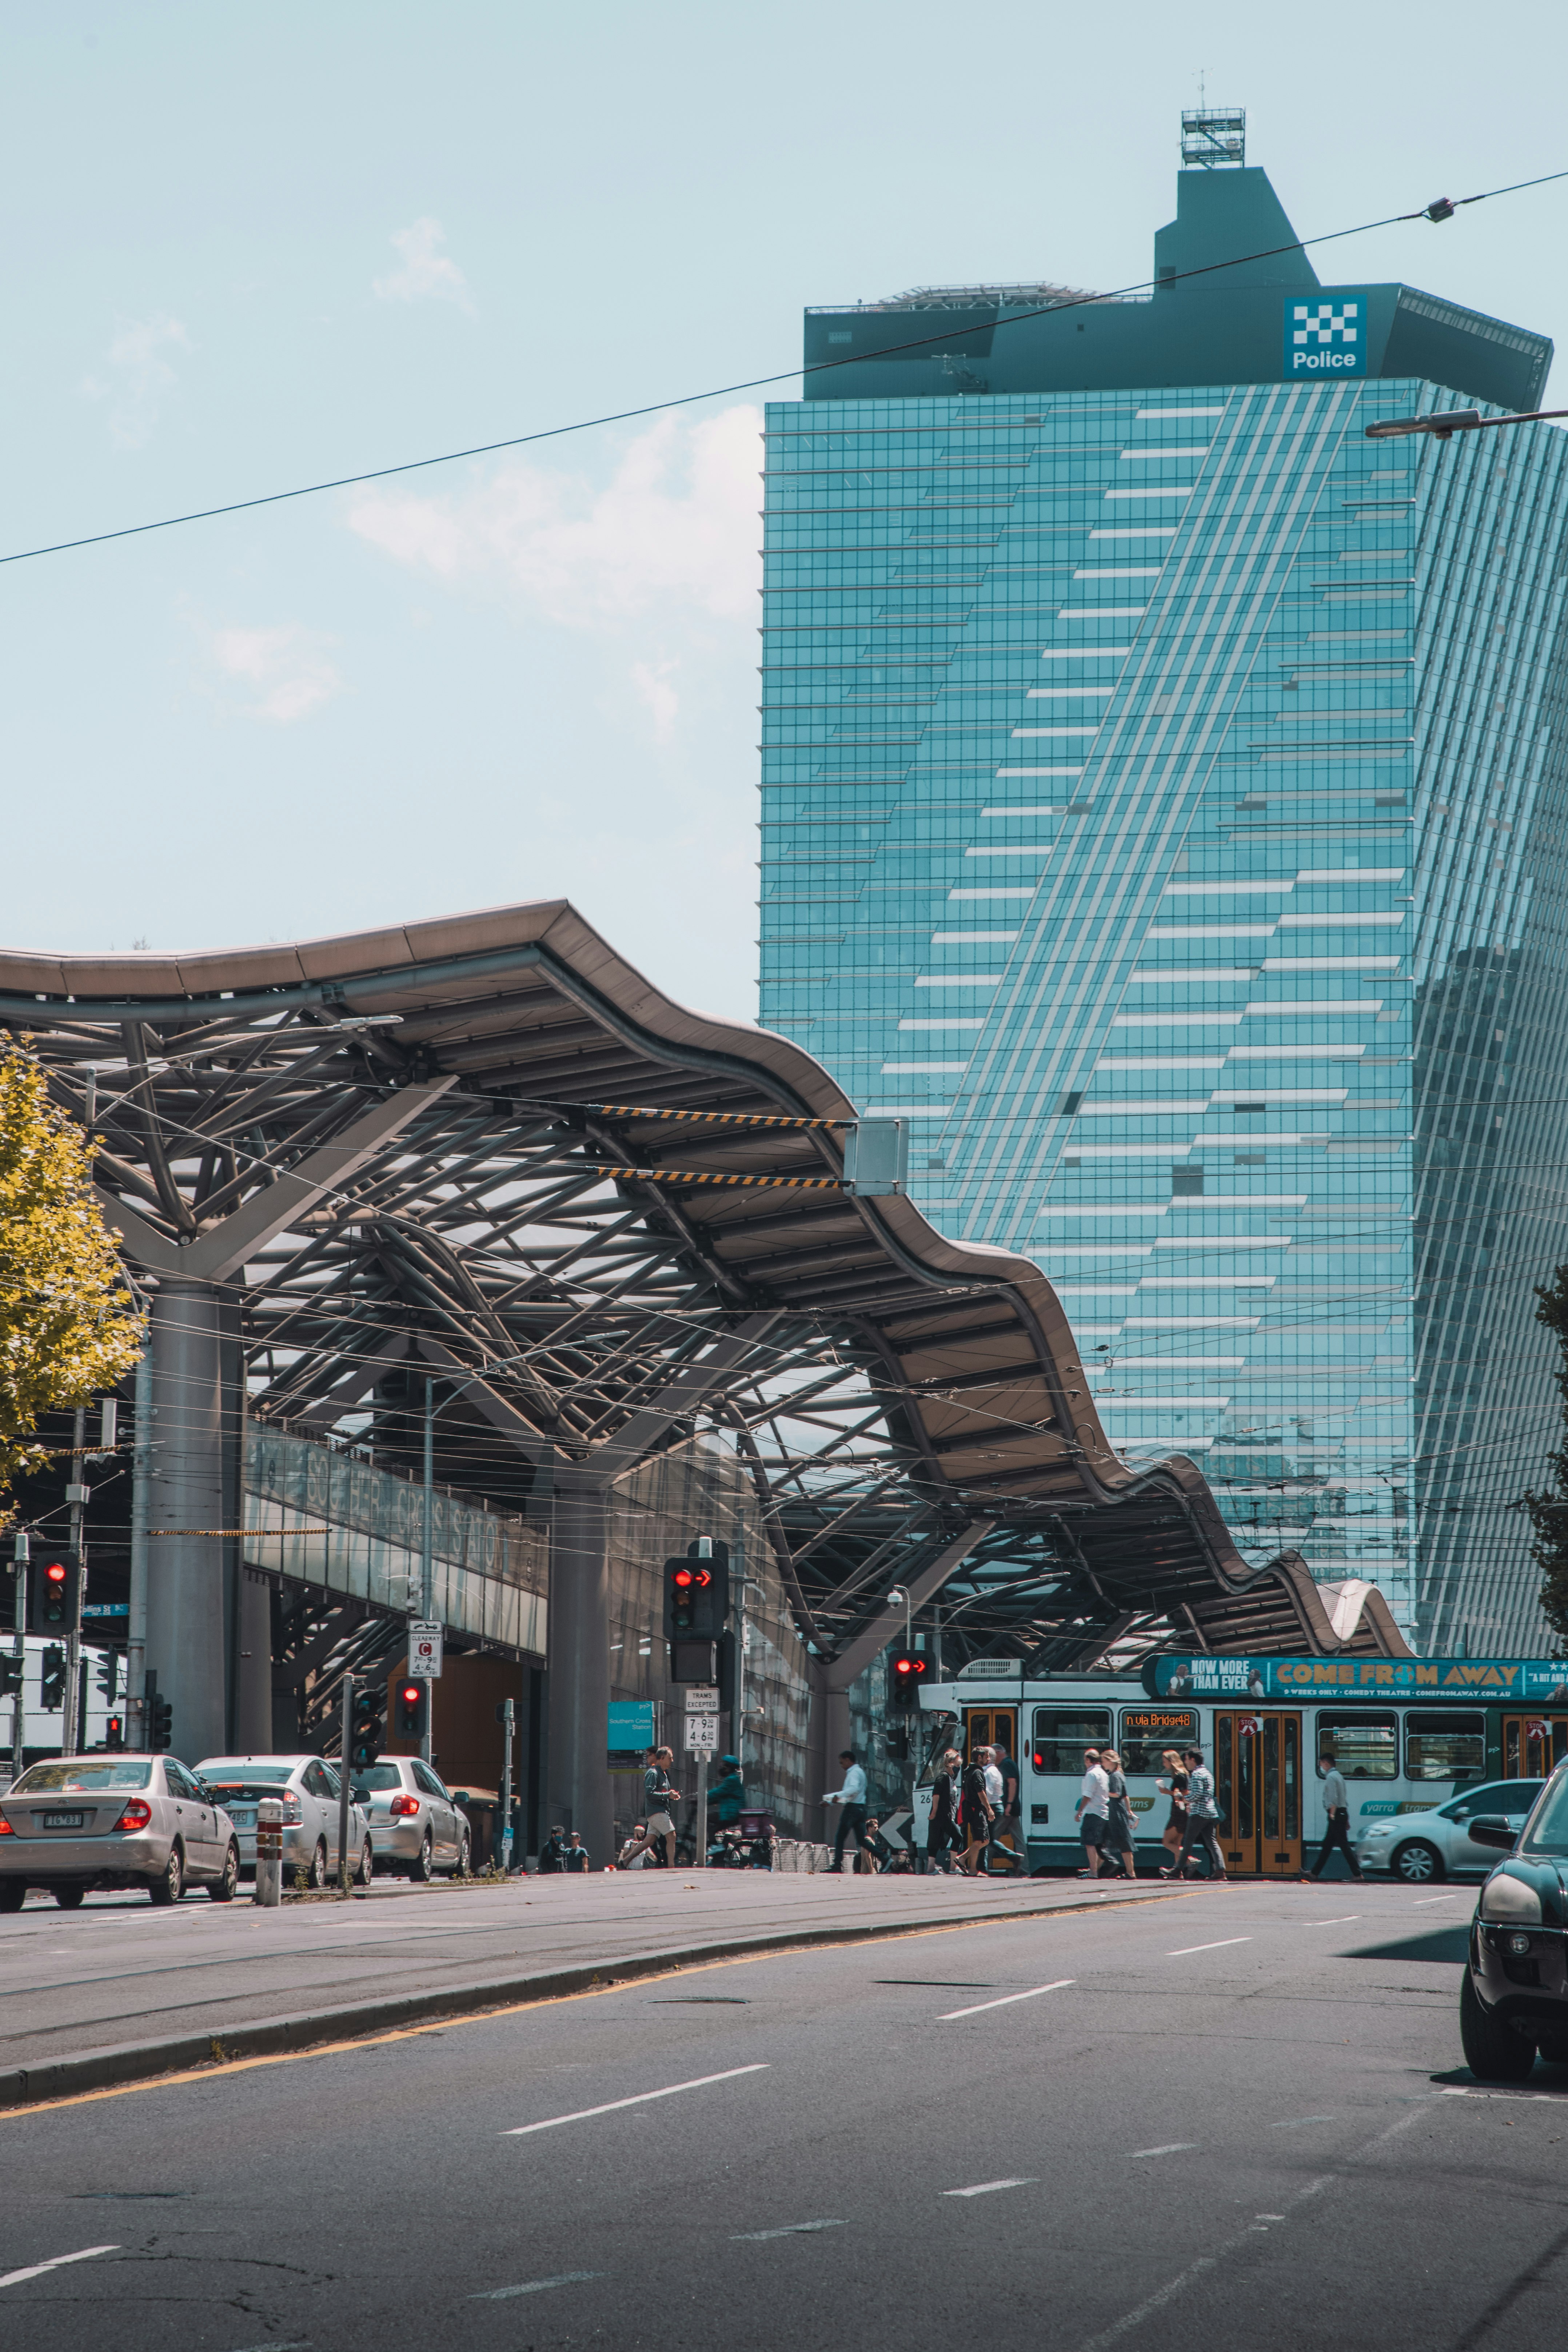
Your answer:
(3, 1874), (1561, 2350)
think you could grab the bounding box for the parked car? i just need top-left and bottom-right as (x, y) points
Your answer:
(351, 1756), (471, 1878)
(1460, 1762), (1568, 2081)
(195, 1754), (372, 1887)
(0, 1754), (240, 1908)
(1356, 1779), (1545, 1884)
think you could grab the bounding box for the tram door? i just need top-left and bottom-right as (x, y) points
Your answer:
(1504, 1716), (1568, 1779)
(1214, 1713), (1302, 1877)
(962, 1708), (1018, 1766)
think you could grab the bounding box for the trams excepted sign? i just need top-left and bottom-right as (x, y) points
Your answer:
(407, 1621), (443, 1679)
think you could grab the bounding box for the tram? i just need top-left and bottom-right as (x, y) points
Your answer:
(914, 1651), (1568, 1879)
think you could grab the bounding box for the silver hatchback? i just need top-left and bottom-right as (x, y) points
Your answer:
(195, 1754), (372, 1887)
(0, 1754), (240, 1908)
(353, 1757), (472, 1878)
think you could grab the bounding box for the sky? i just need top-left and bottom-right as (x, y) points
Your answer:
(5, 0), (1568, 1021)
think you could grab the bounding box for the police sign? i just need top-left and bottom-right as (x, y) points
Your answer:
(1284, 293), (1366, 378)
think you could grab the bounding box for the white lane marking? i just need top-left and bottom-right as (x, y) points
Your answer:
(940, 1978), (1074, 2019)
(1301, 1916), (1360, 1926)
(1440, 2086), (1568, 2104)
(471, 2271), (603, 2299)
(943, 2178), (1038, 2198)
(502, 2063), (769, 2136)
(0, 2244), (119, 2291)
(1270, 2115), (1335, 2128)
(1130, 2144), (1198, 2159)
(732, 2220), (847, 2240)
(1412, 1894), (1458, 1905)
(1165, 1938), (1252, 1957)
(1256, 2214), (1286, 2220)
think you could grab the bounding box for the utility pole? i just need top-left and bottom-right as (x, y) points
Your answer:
(420, 1376), (435, 1766)
(127, 1345), (151, 1750)
(498, 1695), (515, 1873)
(9, 1532), (27, 1783)
(337, 1674), (354, 1893)
(62, 1404), (87, 1754)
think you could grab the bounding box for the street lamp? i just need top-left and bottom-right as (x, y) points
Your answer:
(1367, 404), (1568, 442)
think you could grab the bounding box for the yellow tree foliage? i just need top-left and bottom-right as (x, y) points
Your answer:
(0, 1045), (145, 1494)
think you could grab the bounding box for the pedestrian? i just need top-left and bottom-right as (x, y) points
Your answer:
(1100, 1749), (1139, 1881)
(1165, 1747), (1227, 1882)
(564, 1831), (591, 1873)
(643, 1745), (681, 1868)
(708, 1753), (746, 1829)
(955, 1746), (995, 1874)
(1156, 1749), (1189, 1862)
(537, 1824), (570, 1873)
(1076, 1746), (1110, 1878)
(988, 1730), (1026, 1874)
(1308, 1748), (1365, 1882)
(617, 1821), (655, 1869)
(823, 1747), (872, 1873)
(925, 1748), (961, 1874)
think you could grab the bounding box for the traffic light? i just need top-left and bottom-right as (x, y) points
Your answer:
(40, 1645), (66, 1711)
(888, 1649), (930, 1709)
(31, 1548), (79, 1632)
(0, 1654), (21, 1699)
(395, 1680), (427, 1741)
(146, 1673), (172, 1751)
(104, 1713), (125, 1751)
(662, 1542), (729, 1643)
(351, 1682), (385, 1768)
(95, 1650), (120, 1706)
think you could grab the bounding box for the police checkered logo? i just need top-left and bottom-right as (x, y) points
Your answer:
(1284, 294), (1365, 376)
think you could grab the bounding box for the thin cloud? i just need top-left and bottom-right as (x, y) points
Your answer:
(373, 218), (474, 312)
(80, 313), (192, 449)
(207, 624), (343, 724)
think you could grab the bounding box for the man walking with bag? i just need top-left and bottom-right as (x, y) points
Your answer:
(1308, 1749), (1365, 1882)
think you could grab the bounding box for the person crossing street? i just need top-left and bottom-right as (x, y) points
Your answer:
(824, 1748), (871, 1873)
(1308, 1749), (1365, 1882)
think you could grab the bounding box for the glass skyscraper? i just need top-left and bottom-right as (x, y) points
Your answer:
(758, 131), (1568, 1653)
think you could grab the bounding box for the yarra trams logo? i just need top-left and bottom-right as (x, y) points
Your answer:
(1284, 295), (1367, 376)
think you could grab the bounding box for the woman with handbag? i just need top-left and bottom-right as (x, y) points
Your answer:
(1156, 1749), (1189, 1861)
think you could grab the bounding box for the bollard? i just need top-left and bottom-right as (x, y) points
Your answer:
(255, 1798), (283, 1906)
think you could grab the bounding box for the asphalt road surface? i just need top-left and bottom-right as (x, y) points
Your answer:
(2, 1877), (1561, 2351)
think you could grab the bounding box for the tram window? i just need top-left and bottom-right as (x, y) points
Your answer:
(1315, 1714), (1397, 1778)
(1404, 1713), (1486, 1784)
(1032, 1709), (1111, 1773)
(1119, 1711), (1198, 1775)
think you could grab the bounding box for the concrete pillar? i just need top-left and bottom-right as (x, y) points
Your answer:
(544, 1474), (613, 1863)
(233, 1569), (273, 1751)
(145, 1279), (230, 1765)
(808, 1662), (854, 1846)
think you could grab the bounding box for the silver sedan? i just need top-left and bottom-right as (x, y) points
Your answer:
(352, 1757), (472, 1878)
(0, 1754), (240, 1908)
(195, 1754), (372, 1886)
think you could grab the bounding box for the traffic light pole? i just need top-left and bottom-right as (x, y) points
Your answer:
(9, 1534), (27, 1783)
(421, 1378), (434, 1766)
(127, 1342), (152, 1750)
(62, 1405), (86, 1755)
(338, 1674), (354, 1894)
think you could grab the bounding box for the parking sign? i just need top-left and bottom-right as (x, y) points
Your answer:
(407, 1620), (443, 1679)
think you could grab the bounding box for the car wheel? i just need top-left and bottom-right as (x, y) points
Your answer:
(0, 1883), (25, 1913)
(208, 1842), (240, 1902)
(148, 1843), (185, 1906)
(53, 1885), (87, 1910)
(450, 1833), (471, 1879)
(408, 1831), (432, 1883)
(1537, 2029), (1568, 2068)
(1392, 1839), (1444, 1885)
(307, 1839), (327, 1891)
(1460, 1962), (1536, 2081)
(354, 1839), (373, 1887)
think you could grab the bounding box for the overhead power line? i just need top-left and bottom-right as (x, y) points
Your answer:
(3, 167), (1566, 572)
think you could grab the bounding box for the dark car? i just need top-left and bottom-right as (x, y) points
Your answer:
(1460, 1760), (1568, 2081)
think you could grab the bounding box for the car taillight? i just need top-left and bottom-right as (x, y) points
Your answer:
(0, 1811), (12, 1837)
(390, 1793), (420, 1817)
(279, 1797), (302, 1824)
(113, 1800), (153, 1832)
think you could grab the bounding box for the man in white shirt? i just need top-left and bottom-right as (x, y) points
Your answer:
(1076, 1746), (1110, 1878)
(824, 1749), (871, 1874)
(1310, 1750), (1364, 1881)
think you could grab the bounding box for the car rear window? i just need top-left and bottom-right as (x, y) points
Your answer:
(354, 1766), (406, 1791)
(197, 1762), (295, 1786)
(11, 1760), (152, 1793)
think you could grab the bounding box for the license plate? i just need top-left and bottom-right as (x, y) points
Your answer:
(230, 1811), (256, 1827)
(42, 1811), (85, 1830)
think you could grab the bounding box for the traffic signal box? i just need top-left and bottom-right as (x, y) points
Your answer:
(395, 1681), (428, 1741)
(888, 1649), (930, 1708)
(352, 1682), (386, 1768)
(31, 1549), (80, 1634)
(146, 1674), (173, 1751)
(664, 1542), (730, 1685)
(40, 1646), (66, 1711)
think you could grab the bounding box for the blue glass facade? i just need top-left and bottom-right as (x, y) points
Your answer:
(759, 168), (1568, 1654)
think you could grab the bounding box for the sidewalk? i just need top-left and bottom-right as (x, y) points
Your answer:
(0, 1868), (1190, 2106)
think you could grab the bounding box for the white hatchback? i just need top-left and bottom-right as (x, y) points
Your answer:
(1356, 1779), (1545, 1885)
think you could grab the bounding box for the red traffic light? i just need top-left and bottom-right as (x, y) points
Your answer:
(400, 1684), (420, 1705)
(673, 1569), (694, 1588)
(45, 1560), (67, 1584)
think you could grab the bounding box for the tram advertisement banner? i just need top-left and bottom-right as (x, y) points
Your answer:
(1146, 1656), (1568, 1702)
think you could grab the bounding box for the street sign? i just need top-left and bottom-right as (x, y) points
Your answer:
(685, 1684), (720, 1714)
(609, 1700), (655, 1750)
(877, 1808), (913, 1851)
(683, 1714), (719, 1754)
(407, 1620), (443, 1679)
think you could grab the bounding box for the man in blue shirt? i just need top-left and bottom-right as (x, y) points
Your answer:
(824, 1748), (871, 1874)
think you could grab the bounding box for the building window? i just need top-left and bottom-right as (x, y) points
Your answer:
(1172, 1167), (1204, 1195)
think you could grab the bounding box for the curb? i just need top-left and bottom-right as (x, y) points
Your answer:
(0, 1881), (1185, 2112)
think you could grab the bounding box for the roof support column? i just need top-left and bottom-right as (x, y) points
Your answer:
(544, 1470), (613, 1861)
(145, 1278), (232, 1765)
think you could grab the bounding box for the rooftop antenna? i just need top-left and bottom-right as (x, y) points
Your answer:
(1181, 100), (1245, 170)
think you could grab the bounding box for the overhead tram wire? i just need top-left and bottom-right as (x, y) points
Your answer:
(3, 167), (1567, 572)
